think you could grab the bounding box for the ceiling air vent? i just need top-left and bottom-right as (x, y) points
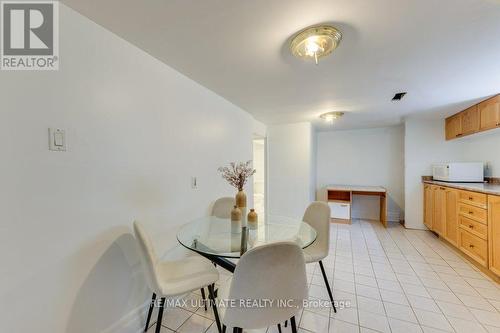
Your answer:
(392, 92), (407, 101)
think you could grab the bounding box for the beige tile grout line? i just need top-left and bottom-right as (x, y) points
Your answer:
(406, 229), (495, 332)
(390, 224), (495, 332)
(380, 222), (448, 332)
(358, 219), (393, 333)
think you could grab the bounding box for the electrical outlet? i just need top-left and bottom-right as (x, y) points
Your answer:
(191, 176), (198, 189)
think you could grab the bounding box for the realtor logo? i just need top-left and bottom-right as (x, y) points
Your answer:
(1, 1), (58, 70)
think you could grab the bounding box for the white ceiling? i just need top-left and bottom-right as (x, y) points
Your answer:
(62, 0), (500, 130)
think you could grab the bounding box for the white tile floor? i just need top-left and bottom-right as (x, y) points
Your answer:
(148, 219), (500, 333)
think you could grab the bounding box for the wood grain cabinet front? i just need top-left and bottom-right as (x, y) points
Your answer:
(461, 105), (480, 135)
(433, 186), (446, 236)
(445, 94), (500, 140)
(479, 95), (500, 131)
(445, 114), (463, 140)
(459, 190), (487, 209)
(488, 195), (500, 276)
(424, 184), (500, 278)
(445, 188), (459, 246)
(459, 228), (488, 267)
(424, 184), (434, 230)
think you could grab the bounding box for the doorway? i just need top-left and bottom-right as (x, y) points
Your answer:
(252, 138), (266, 216)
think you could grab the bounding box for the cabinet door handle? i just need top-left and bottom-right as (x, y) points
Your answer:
(469, 244), (475, 248)
(469, 211), (474, 214)
(469, 225), (474, 229)
(469, 196), (473, 200)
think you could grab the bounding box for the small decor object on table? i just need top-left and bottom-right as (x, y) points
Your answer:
(218, 160), (256, 226)
(248, 209), (258, 230)
(230, 205), (242, 234)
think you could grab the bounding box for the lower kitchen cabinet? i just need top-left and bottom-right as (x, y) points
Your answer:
(424, 183), (500, 276)
(459, 228), (488, 267)
(424, 184), (433, 229)
(445, 188), (459, 246)
(489, 195), (500, 275)
(432, 186), (446, 236)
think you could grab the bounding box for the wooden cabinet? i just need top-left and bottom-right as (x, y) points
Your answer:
(433, 186), (446, 236)
(459, 228), (488, 267)
(488, 195), (500, 275)
(424, 184), (433, 229)
(445, 188), (459, 246)
(479, 95), (500, 131)
(445, 114), (462, 140)
(446, 94), (500, 140)
(424, 184), (500, 276)
(461, 106), (480, 135)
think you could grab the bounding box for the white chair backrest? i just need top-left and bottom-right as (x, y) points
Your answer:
(303, 201), (331, 255)
(133, 221), (162, 293)
(223, 242), (308, 329)
(211, 197), (235, 218)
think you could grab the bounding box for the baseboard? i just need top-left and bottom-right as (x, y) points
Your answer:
(102, 300), (149, 333)
(350, 210), (401, 222)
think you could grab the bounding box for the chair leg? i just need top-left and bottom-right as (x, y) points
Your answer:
(319, 260), (337, 313)
(208, 284), (222, 333)
(290, 316), (297, 333)
(222, 324), (227, 333)
(144, 293), (156, 332)
(155, 297), (165, 333)
(232, 328), (242, 333)
(277, 323), (282, 333)
(200, 288), (208, 311)
(284, 320), (287, 327)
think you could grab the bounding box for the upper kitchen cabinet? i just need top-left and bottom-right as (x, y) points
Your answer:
(445, 94), (500, 140)
(479, 95), (500, 131)
(445, 114), (462, 140)
(461, 105), (480, 135)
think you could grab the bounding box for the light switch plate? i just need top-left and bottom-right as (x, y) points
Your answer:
(49, 128), (66, 151)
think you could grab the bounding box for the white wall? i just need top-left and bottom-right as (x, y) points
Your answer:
(460, 128), (500, 177)
(316, 126), (404, 221)
(0, 5), (257, 333)
(267, 122), (315, 218)
(404, 118), (500, 229)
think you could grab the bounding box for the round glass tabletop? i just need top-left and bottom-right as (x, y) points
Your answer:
(177, 215), (317, 258)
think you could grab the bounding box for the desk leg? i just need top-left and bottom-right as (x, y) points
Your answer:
(380, 195), (387, 227)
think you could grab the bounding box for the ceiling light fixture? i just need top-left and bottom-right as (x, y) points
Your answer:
(290, 25), (342, 65)
(320, 111), (344, 123)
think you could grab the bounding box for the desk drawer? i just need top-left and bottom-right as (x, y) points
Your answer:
(459, 229), (488, 267)
(459, 190), (487, 208)
(459, 203), (487, 224)
(459, 216), (487, 240)
(329, 202), (350, 220)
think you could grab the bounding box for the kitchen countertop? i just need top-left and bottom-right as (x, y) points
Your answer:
(423, 179), (500, 196)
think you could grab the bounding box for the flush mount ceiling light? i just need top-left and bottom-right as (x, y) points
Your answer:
(320, 111), (344, 123)
(290, 25), (342, 65)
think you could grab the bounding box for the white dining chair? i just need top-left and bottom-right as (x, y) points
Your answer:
(211, 197), (236, 218)
(302, 201), (337, 312)
(133, 221), (221, 333)
(217, 241), (308, 333)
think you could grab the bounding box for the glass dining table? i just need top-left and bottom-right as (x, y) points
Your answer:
(177, 215), (317, 272)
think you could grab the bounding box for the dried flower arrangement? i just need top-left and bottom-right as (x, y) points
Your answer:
(217, 160), (256, 191)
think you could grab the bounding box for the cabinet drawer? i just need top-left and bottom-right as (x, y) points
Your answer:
(459, 216), (487, 240)
(459, 203), (487, 224)
(459, 190), (487, 208)
(459, 229), (488, 267)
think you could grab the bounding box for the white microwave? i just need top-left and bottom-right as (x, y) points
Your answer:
(432, 162), (484, 182)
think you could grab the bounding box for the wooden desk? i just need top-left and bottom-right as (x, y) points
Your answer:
(324, 185), (387, 227)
